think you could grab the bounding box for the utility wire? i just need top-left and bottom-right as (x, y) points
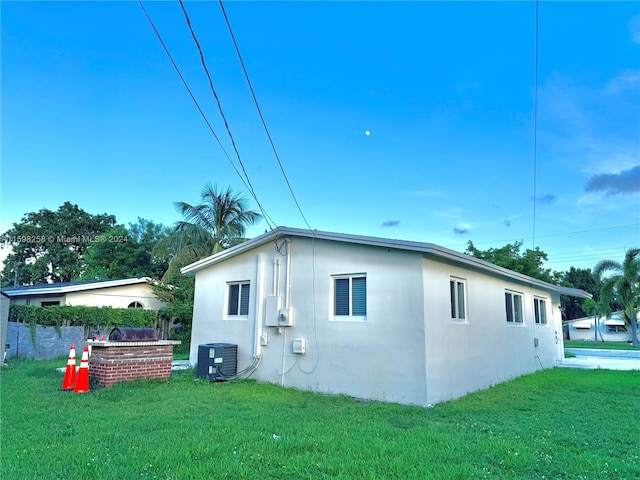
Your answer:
(532, 0), (539, 249)
(138, 1), (245, 187)
(178, 0), (276, 230)
(218, 0), (313, 231)
(217, 1), (318, 375)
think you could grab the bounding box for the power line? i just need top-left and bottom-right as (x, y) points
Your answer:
(551, 246), (627, 258)
(138, 1), (239, 180)
(218, 0), (313, 231)
(177, 0), (276, 230)
(138, 0), (276, 230)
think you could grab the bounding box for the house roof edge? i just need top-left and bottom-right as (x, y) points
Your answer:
(1, 277), (153, 297)
(179, 226), (592, 298)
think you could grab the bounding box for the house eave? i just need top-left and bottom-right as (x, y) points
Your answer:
(1, 277), (153, 298)
(180, 226), (591, 299)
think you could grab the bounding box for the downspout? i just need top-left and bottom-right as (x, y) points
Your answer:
(254, 253), (264, 359)
(281, 239), (291, 386)
(273, 257), (280, 297)
(284, 239), (291, 309)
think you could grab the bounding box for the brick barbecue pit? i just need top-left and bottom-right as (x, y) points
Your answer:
(89, 339), (181, 387)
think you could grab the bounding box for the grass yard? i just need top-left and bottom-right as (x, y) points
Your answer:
(564, 340), (638, 351)
(1, 359), (639, 480)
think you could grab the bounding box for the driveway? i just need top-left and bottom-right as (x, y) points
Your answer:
(560, 348), (640, 371)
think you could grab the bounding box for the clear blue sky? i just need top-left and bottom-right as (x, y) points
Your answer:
(2, 1), (639, 273)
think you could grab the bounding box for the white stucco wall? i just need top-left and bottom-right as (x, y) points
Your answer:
(11, 296), (66, 306)
(422, 257), (562, 404)
(7, 283), (163, 310)
(65, 283), (163, 310)
(189, 236), (566, 406)
(190, 236), (430, 406)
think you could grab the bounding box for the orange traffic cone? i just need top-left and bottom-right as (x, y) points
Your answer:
(61, 344), (77, 391)
(73, 345), (90, 393)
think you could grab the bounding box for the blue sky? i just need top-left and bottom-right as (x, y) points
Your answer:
(1, 1), (639, 273)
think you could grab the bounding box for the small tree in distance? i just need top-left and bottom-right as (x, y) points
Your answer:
(152, 183), (262, 352)
(465, 240), (556, 283)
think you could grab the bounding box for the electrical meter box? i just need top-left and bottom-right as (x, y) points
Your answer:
(264, 296), (282, 327)
(196, 343), (238, 381)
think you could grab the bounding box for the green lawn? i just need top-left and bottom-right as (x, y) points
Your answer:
(564, 339), (638, 351)
(1, 358), (638, 480)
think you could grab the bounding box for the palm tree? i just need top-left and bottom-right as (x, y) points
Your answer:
(582, 297), (610, 343)
(594, 248), (640, 347)
(155, 183), (262, 279)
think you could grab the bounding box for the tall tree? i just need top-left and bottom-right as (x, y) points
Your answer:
(594, 248), (640, 347)
(82, 218), (170, 280)
(465, 240), (557, 283)
(0, 202), (115, 286)
(561, 267), (603, 320)
(562, 267), (602, 299)
(151, 184), (261, 346)
(154, 183), (262, 276)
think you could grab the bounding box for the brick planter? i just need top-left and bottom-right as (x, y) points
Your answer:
(89, 340), (181, 387)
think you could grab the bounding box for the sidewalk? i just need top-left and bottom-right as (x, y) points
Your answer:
(560, 348), (640, 371)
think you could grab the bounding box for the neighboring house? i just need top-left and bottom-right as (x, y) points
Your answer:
(1, 291), (9, 362)
(182, 227), (590, 407)
(1, 278), (166, 360)
(1, 277), (164, 310)
(567, 312), (638, 343)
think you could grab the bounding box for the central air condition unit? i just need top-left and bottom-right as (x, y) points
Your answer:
(196, 343), (238, 382)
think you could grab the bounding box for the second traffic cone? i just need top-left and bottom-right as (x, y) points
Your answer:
(61, 344), (77, 391)
(73, 345), (90, 393)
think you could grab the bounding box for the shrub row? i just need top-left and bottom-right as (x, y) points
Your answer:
(9, 304), (158, 330)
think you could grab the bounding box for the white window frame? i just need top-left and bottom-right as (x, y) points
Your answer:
(331, 274), (367, 321)
(533, 297), (548, 325)
(449, 277), (467, 322)
(505, 290), (524, 324)
(226, 281), (250, 320)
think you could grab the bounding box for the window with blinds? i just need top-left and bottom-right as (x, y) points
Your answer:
(333, 274), (367, 319)
(228, 281), (250, 317)
(534, 297), (547, 325)
(505, 291), (524, 324)
(450, 278), (466, 321)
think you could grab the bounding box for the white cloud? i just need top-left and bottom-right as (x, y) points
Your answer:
(539, 72), (639, 178)
(406, 189), (446, 199)
(605, 70), (640, 94)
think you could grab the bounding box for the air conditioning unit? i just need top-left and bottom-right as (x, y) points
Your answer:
(196, 343), (238, 381)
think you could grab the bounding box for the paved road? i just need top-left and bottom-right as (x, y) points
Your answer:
(561, 348), (640, 371)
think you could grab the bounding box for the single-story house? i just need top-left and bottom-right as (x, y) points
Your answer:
(1, 277), (164, 310)
(1, 277), (166, 360)
(182, 227), (590, 406)
(567, 312), (638, 343)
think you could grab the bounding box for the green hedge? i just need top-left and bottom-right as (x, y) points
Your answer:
(9, 304), (158, 332)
